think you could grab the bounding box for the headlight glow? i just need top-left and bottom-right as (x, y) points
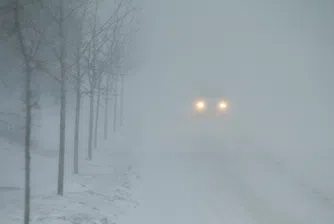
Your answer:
(195, 100), (206, 111)
(218, 100), (228, 110)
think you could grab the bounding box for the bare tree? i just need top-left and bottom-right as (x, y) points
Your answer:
(86, 0), (99, 160)
(14, 2), (31, 222)
(73, 0), (89, 174)
(103, 1), (137, 136)
(13, 0), (46, 222)
(55, 0), (67, 196)
(37, 0), (81, 195)
(94, 71), (102, 148)
(86, 0), (132, 155)
(94, 29), (120, 146)
(94, 41), (120, 147)
(103, 30), (121, 140)
(73, 28), (82, 174)
(119, 72), (127, 126)
(117, 14), (140, 127)
(104, 70), (111, 140)
(111, 42), (125, 133)
(112, 73), (119, 132)
(37, 0), (86, 195)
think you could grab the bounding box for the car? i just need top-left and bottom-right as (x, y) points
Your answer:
(191, 95), (229, 126)
(167, 94), (230, 142)
(192, 97), (229, 117)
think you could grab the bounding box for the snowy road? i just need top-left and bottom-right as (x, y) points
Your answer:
(119, 136), (334, 224)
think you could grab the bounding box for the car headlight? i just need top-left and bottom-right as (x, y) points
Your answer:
(217, 100), (228, 111)
(195, 100), (206, 111)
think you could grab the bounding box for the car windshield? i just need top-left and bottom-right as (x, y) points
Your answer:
(1, 1), (333, 224)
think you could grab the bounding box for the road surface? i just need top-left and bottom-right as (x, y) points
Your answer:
(119, 135), (334, 224)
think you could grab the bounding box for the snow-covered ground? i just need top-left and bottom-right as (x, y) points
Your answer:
(2, 123), (334, 224)
(0, 137), (140, 224)
(118, 130), (334, 224)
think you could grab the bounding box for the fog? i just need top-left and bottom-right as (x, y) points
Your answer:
(1, 0), (334, 223)
(129, 0), (334, 156)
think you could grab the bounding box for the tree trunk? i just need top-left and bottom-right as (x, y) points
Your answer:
(104, 75), (110, 140)
(24, 75), (32, 223)
(113, 76), (118, 132)
(88, 0), (98, 159)
(94, 78), (101, 148)
(15, 1), (31, 222)
(73, 58), (81, 174)
(88, 91), (94, 160)
(120, 74), (124, 126)
(57, 0), (66, 196)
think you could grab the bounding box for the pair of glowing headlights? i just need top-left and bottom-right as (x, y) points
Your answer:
(194, 100), (228, 112)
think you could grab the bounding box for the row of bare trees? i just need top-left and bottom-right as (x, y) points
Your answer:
(1, 0), (139, 223)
